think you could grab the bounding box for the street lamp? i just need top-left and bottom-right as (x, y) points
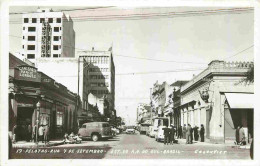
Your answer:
(35, 101), (40, 145)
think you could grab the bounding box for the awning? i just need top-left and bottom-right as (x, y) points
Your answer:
(225, 93), (254, 109)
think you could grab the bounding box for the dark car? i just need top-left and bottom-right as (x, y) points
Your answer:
(78, 122), (113, 141)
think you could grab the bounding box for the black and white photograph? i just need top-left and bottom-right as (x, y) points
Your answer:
(1, 0), (259, 165)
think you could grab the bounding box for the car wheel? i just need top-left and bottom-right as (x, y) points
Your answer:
(92, 134), (99, 142)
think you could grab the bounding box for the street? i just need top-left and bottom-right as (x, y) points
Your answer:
(10, 132), (250, 159)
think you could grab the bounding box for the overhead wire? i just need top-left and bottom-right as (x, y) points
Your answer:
(9, 7), (253, 24)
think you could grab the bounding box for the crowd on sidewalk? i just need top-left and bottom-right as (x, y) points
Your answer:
(162, 124), (205, 145)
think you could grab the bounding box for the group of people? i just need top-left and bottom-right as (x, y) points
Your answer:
(163, 124), (205, 145)
(162, 124), (178, 145)
(63, 132), (82, 144)
(12, 124), (50, 144)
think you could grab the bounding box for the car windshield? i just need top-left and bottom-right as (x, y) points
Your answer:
(102, 123), (109, 127)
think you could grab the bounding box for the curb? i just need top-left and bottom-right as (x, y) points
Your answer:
(12, 141), (64, 148)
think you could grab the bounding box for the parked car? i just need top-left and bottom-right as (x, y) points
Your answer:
(78, 122), (113, 141)
(111, 127), (120, 136)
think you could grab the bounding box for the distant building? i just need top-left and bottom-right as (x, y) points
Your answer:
(21, 8), (75, 62)
(137, 103), (151, 124)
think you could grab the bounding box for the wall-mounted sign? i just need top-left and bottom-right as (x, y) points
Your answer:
(16, 65), (40, 82)
(18, 65), (37, 79)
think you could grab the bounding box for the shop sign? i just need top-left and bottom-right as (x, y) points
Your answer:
(17, 103), (34, 107)
(18, 65), (37, 80)
(40, 108), (51, 114)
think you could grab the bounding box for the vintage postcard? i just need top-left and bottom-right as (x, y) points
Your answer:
(1, 0), (259, 166)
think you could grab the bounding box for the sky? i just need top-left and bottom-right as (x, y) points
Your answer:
(9, 6), (254, 125)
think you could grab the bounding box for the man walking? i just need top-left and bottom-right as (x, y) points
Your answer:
(193, 125), (199, 141)
(183, 124), (187, 139)
(190, 126), (193, 144)
(170, 124), (176, 145)
(27, 124), (32, 142)
(186, 124), (192, 144)
(178, 125), (182, 139)
(38, 125), (44, 143)
(44, 125), (49, 144)
(200, 124), (205, 142)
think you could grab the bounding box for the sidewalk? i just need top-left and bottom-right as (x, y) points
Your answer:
(176, 138), (251, 149)
(12, 140), (64, 148)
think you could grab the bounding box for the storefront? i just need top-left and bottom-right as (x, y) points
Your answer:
(178, 60), (254, 144)
(9, 53), (78, 141)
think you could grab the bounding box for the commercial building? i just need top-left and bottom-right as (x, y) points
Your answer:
(77, 48), (116, 121)
(173, 60), (254, 144)
(21, 8), (75, 62)
(9, 53), (77, 140)
(150, 81), (172, 119)
(136, 103), (151, 124)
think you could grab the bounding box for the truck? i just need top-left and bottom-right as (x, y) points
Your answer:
(139, 123), (151, 135)
(152, 117), (170, 142)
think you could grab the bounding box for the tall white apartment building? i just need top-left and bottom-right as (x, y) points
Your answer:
(21, 8), (75, 62)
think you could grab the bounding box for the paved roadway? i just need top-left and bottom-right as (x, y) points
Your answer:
(10, 132), (251, 159)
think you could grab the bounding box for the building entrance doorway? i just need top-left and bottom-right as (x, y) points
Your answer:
(16, 107), (34, 141)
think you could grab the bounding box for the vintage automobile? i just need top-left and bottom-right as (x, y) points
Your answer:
(125, 126), (135, 134)
(78, 122), (113, 141)
(155, 126), (167, 142)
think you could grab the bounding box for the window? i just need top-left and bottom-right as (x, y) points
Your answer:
(22, 45), (24, 49)
(56, 18), (61, 23)
(27, 45), (35, 50)
(53, 54), (59, 58)
(53, 36), (59, 41)
(56, 112), (63, 125)
(28, 36), (35, 41)
(40, 18), (45, 23)
(48, 18), (53, 23)
(54, 27), (59, 32)
(27, 54), (35, 59)
(42, 10), (45, 12)
(23, 27), (25, 30)
(82, 124), (86, 128)
(23, 36), (25, 39)
(53, 45), (59, 50)
(28, 27), (36, 32)
(32, 18), (37, 23)
(60, 27), (62, 30)
(24, 18), (28, 23)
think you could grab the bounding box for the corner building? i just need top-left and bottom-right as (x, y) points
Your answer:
(176, 60), (254, 144)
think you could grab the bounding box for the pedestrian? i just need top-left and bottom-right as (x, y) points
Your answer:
(163, 126), (170, 145)
(239, 125), (246, 145)
(38, 125), (44, 143)
(186, 124), (191, 144)
(32, 124), (37, 142)
(193, 125), (199, 141)
(27, 124), (32, 142)
(235, 125), (240, 145)
(170, 124), (176, 145)
(44, 125), (49, 144)
(200, 124), (205, 142)
(12, 125), (17, 143)
(190, 126), (193, 144)
(178, 125), (182, 139)
(183, 124), (186, 139)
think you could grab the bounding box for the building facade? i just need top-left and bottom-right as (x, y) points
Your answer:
(150, 81), (172, 119)
(175, 60), (254, 144)
(9, 53), (77, 140)
(136, 103), (151, 124)
(77, 48), (115, 120)
(21, 8), (75, 61)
